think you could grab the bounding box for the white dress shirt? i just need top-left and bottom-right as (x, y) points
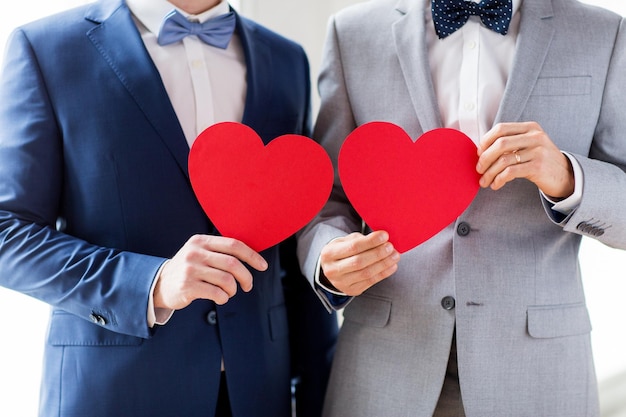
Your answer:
(426, 0), (520, 143)
(125, 0), (247, 326)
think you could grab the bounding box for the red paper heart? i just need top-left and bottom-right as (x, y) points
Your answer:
(338, 122), (480, 253)
(189, 122), (333, 252)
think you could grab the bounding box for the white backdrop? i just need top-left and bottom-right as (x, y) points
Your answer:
(1, 1), (625, 416)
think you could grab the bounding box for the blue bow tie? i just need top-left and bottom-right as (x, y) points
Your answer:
(157, 10), (236, 49)
(431, 0), (512, 39)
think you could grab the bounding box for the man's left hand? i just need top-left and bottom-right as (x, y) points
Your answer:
(476, 121), (575, 199)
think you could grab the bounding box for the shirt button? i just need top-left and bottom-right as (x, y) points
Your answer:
(191, 59), (203, 69)
(457, 222), (471, 237)
(206, 310), (218, 325)
(464, 102), (476, 112)
(441, 296), (456, 310)
(467, 40), (477, 49)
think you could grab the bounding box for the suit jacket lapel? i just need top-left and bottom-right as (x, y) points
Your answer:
(84, 0), (190, 176)
(495, 0), (555, 123)
(237, 16), (273, 144)
(393, 0), (442, 133)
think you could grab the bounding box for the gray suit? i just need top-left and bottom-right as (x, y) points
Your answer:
(297, 0), (626, 416)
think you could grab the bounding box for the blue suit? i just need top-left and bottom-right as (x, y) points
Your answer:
(0, 1), (335, 416)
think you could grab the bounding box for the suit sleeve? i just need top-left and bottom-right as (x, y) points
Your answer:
(557, 17), (626, 249)
(296, 16), (363, 310)
(0, 29), (164, 339)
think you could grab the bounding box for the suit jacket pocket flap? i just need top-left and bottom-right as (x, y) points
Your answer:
(527, 303), (592, 339)
(48, 311), (143, 346)
(343, 294), (391, 328)
(531, 76), (591, 96)
(268, 304), (288, 341)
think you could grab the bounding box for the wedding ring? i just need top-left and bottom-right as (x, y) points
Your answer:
(513, 150), (521, 164)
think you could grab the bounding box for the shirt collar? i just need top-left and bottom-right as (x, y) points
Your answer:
(126, 0), (231, 35)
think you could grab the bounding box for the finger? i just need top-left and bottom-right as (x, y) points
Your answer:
(476, 121), (542, 176)
(340, 251), (400, 296)
(324, 230), (391, 262)
(196, 250), (255, 292)
(192, 235), (268, 272)
(477, 139), (527, 176)
(479, 150), (525, 188)
(155, 260), (236, 309)
(487, 163), (525, 190)
(189, 278), (232, 305)
(170, 253), (243, 299)
(322, 241), (400, 296)
(321, 231), (392, 279)
(478, 122), (531, 155)
(328, 240), (396, 277)
(197, 261), (242, 296)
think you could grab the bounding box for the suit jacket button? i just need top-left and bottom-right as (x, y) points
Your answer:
(206, 310), (218, 325)
(576, 221), (587, 231)
(456, 222), (471, 237)
(89, 313), (107, 326)
(441, 296), (456, 310)
(55, 217), (67, 232)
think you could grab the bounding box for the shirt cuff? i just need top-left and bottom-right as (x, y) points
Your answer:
(147, 260), (175, 327)
(540, 151), (583, 215)
(314, 255), (352, 310)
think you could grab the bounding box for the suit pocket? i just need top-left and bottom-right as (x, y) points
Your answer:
(343, 294), (392, 328)
(530, 76), (591, 96)
(268, 304), (289, 341)
(527, 302), (592, 339)
(47, 310), (143, 346)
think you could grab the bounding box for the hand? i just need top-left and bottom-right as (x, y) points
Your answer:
(319, 231), (400, 296)
(154, 235), (268, 310)
(476, 122), (575, 199)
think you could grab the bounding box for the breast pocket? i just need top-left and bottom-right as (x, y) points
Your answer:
(530, 76), (591, 96)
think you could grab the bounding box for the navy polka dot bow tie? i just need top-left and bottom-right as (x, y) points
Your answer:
(431, 0), (513, 39)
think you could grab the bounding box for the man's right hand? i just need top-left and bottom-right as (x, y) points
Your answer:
(154, 235), (268, 310)
(319, 230), (400, 296)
